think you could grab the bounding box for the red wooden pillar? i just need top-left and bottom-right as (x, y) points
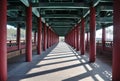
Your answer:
(74, 28), (76, 48)
(71, 31), (73, 46)
(50, 29), (52, 47)
(102, 26), (106, 51)
(71, 30), (73, 47)
(77, 25), (80, 51)
(47, 28), (49, 48)
(17, 26), (21, 49)
(26, 5), (32, 62)
(52, 32), (53, 45)
(89, 6), (96, 62)
(81, 18), (85, 55)
(0, 0), (7, 81)
(112, 0), (120, 81)
(43, 23), (47, 51)
(73, 30), (74, 47)
(34, 31), (37, 45)
(69, 30), (73, 47)
(47, 27), (49, 48)
(86, 32), (89, 51)
(49, 29), (51, 47)
(37, 17), (42, 54)
(48, 28), (50, 47)
(51, 31), (53, 45)
(75, 27), (77, 49)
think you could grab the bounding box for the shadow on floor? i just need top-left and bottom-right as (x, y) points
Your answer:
(8, 43), (58, 72)
(8, 42), (112, 81)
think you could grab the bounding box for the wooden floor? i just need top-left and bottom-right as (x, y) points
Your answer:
(8, 42), (112, 81)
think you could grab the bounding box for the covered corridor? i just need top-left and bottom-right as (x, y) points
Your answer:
(8, 42), (111, 81)
(1, 0), (120, 81)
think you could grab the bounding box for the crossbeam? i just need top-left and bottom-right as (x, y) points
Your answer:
(42, 14), (80, 19)
(32, 2), (89, 9)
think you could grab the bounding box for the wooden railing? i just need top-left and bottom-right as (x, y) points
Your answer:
(7, 40), (35, 52)
(96, 41), (113, 54)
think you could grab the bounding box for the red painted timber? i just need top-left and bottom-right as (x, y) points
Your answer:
(74, 27), (77, 49)
(43, 23), (47, 51)
(0, 0), (7, 81)
(26, 5), (32, 62)
(37, 17), (42, 54)
(77, 24), (80, 51)
(34, 31), (37, 45)
(112, 0), (120, 81)
(89, 6), (96, 62)
(86, 32), (89, 51)
(102, 26), (106, 51)
(81, 18), (85, 55)
(17, 27), (21, 49)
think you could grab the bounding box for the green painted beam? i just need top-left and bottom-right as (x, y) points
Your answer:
(7, 6), (20, 11)
(46, 19), (77, 22)
(50, 24), (74, 27)
(94, 0), (101, 7)
(20, 0), (40, 17)
(78, 0), (113, 26)
(7, 11), (17, 17)
(96, 17), (113, 23)
(48, 22), (76, 25)
(50, 25), (75, 28)
(20, 0), (29, 7)
(50, 23), (75, 26)
(51, 25), (73, 28)
(32, 2), (89, 9)
(100, 6), (113, 11)
(41, 8), (79, 11)
(100, 0), (113, 2)
(94, 0), (112, 7)
(47, 20), (77, 23)
(7, 17), (25, 22)
(8, 0), (20, 2)
(42, 14), (80, 19)
(32, 8), (40, 17)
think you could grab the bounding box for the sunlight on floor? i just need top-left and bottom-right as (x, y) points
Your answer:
(94, 74), (105, 81)
(22, 66), (87, 81)
(81, 59), (86, 63)
(79, 76), (95, 81)
(8, 42), (112, 81)
(85, 64), (93, 71)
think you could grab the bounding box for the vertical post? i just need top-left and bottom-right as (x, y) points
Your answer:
(46, 27), (49, 48)
(49, 29), (51, 47)
(89, 6), (96, 62)
(43, 23), (47, 51)
(17, 26), (21, 49)
(86, 32), (89, 51)
(50, 29), (52, 47)
(34, 31), (36, 45)
(37, 17), (42, 54)
(47, 28), (50, 48)
(51, 31), (53, 46)
(75, 27), (77, 49)
(77, 25), (80, 51)
(71, 31), (73, 47)
(0, 0), (7, 81)
(74, 28), (76, 48)
(81, 18), (85, 55)
(73, 30), (74, 47)
(26, 5), (32, 62)
(74, 28), (77, 49)
(112, 0), (120, 81)
(102, 26), (106, 51)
